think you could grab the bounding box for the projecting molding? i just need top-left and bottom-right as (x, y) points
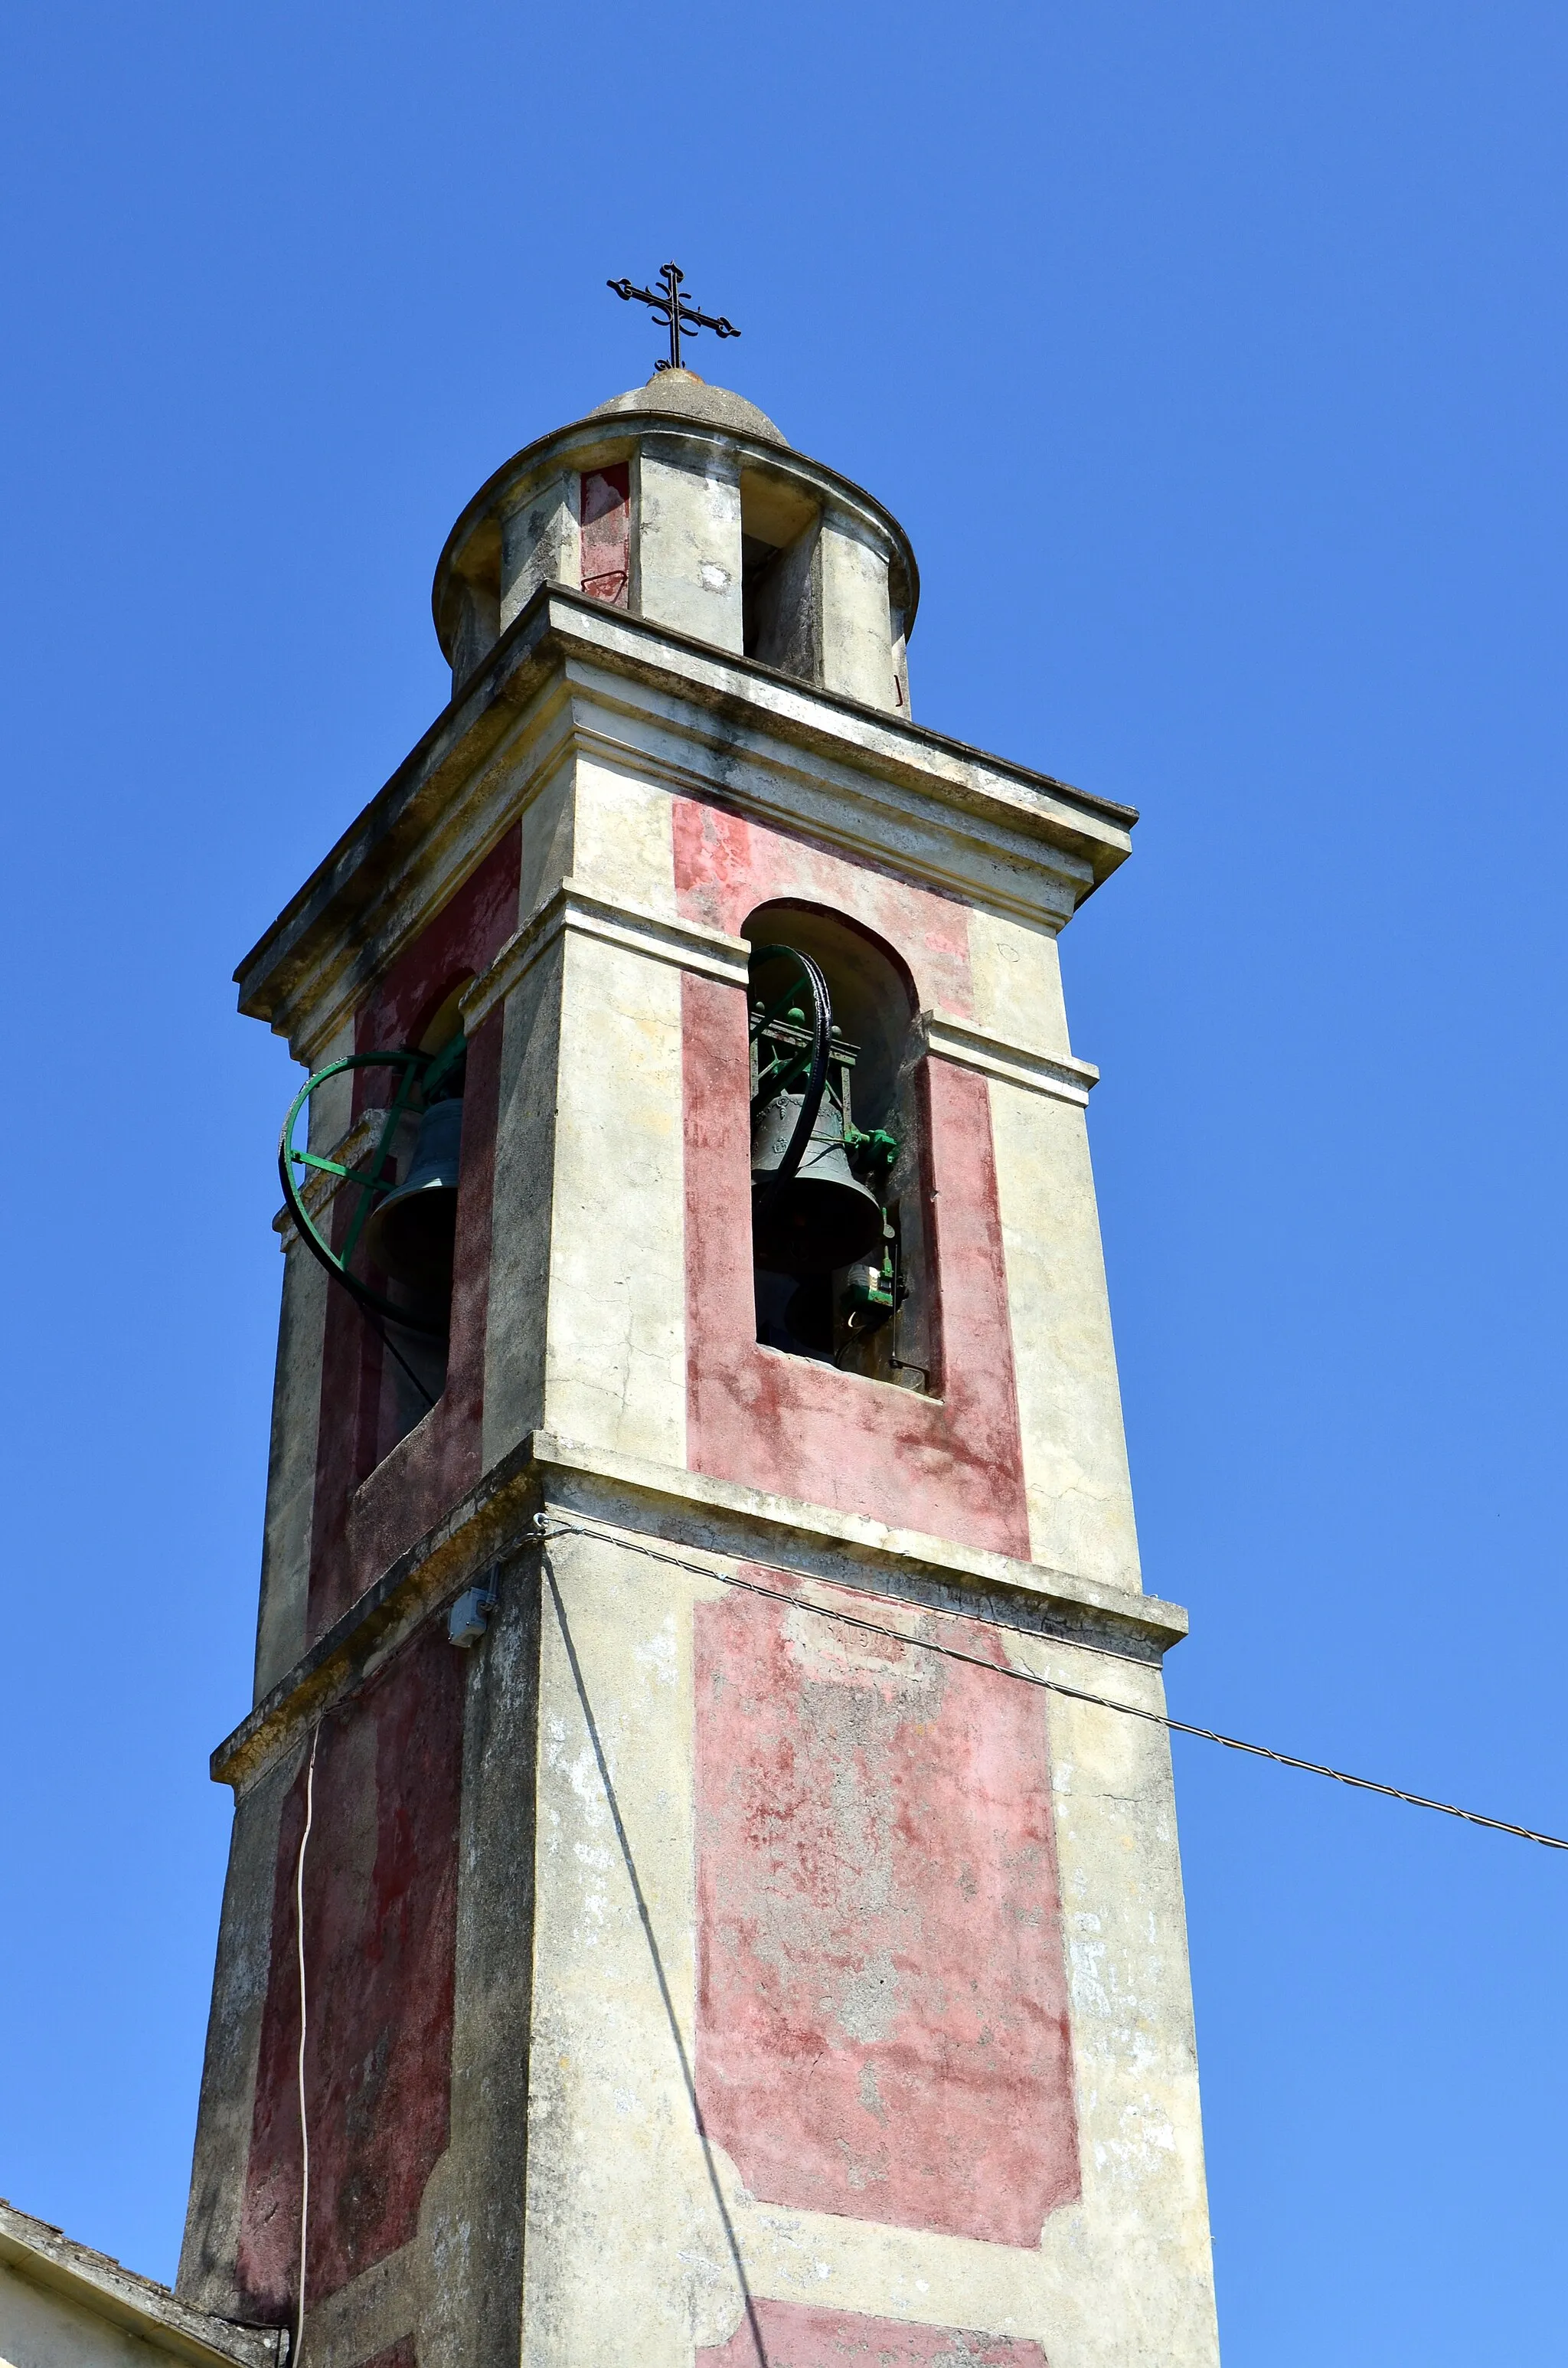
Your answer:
(923, 1008), (1101, 1104)
(460, 876), (751, 1031)
(209, 1428), (1189, 1799)
(234, 584), (1135, 1059)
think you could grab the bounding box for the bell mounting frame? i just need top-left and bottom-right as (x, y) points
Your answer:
(748, 944), (835, 1217)
(277, 1035), (465, 1338)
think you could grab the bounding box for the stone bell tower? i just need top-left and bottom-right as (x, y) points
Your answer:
(178, 357), (1221, 2368)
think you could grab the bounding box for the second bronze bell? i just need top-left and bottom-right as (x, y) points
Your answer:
(364, 1096), (464, 1300)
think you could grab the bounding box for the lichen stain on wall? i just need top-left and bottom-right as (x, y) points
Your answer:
(694, 1578), (1079, 2245)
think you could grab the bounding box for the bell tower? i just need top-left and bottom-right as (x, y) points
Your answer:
(178, 358), (1222, 2368)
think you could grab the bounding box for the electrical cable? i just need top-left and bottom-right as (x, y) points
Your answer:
(294, 1724), (320, 2368)
(533, 1516), (1568, 1855)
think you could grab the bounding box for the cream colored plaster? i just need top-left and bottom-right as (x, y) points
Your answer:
(523, 1532), (732, 2368)
(567, 754), (679, 917)
(541, 928), (686, 1468)
(293, 2241), (416, 2368)
(988, 1082), (1144, 1594)
(634, 439), (744, 653)
(514, 755), (576, 935)
(304, 1018), (355, 1149)
(251, 1238), (325, 1700)
(481, 941), (562, 1470)
(966, 908), (1073, 1058)
(501, 472), (580, 631)
(1038, 1670), (1219, 2366)
(447, 579), (501, 694)
(178, 1758), (295, 2321)
(924, 1016), (1096, 1107)
(818, 512), (897, 711)
(462, 885), (748, 1038)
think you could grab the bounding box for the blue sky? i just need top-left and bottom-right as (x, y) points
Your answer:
(2, 5), (1564, 2359)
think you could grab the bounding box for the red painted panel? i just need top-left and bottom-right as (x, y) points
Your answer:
(352, 834), (521, 1065)
(698, 2301), (1047, 2368)
(672, 801), (975, 1019)
(308, 830), (520, 1638)
(694, 1579), (1079, 2245)
(673, 797), (1028, 1553)
(237, 1621), (465, 2319)
(681, 970), (1028, 1555)
(580, 464), (630, 607)
(361, 2347), (416, 2368)
(339, 999), (501, 1608)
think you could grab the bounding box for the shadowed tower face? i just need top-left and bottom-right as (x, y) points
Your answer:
(178, 364), (1221, 2368)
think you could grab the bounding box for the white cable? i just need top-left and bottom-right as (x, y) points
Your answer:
(293, 1725), (320, 2368)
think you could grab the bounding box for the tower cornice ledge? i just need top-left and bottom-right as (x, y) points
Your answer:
(210, 1429), (1188, 1800)
(235, 583), (1136, 1047)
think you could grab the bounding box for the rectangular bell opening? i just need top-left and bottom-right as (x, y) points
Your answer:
(740, 471), (820, 681)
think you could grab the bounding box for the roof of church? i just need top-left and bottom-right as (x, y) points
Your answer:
(0, 2196), (283, 2366)
(588, 366), (788, 448)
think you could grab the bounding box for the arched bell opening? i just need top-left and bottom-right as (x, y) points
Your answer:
(362, 980), (469, 1447)
(743, 904), (932, 1390)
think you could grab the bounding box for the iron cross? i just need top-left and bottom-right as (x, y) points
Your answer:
(606, 260), (740, 373)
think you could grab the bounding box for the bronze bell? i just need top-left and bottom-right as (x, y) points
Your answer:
(364, 1095), (463, 1300)
(751, 1088), (884, 1277)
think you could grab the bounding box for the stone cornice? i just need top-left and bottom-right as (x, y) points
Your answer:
(448, 890), (1107, 1109)
(923, 1009), (1101, 1105)
(459, 877), (750, 1032)
(234, 585), (1135, 1054)
(210, 1429), (1187, 1799)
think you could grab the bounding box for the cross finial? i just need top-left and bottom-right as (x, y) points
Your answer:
(606, 260), (741, 374)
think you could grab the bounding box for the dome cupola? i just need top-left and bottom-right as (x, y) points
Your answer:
(433, 368), (919, 717)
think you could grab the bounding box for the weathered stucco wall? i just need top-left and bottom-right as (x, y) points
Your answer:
(237, 1623), (464, 2321)
(517, 1525), (1217, 2368)
(671, 795), (1032, 1553)
(988, 1081), (1143, 1591)
(541, 924), (687, 1465)
(635, 436), (744, 652)
(694, 1575), (1079, 2240)
(305, 831), (520, 1637)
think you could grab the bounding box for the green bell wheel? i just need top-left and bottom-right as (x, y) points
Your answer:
(277, 1037), (462, 1337)
(747, 942), (832, 1208)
